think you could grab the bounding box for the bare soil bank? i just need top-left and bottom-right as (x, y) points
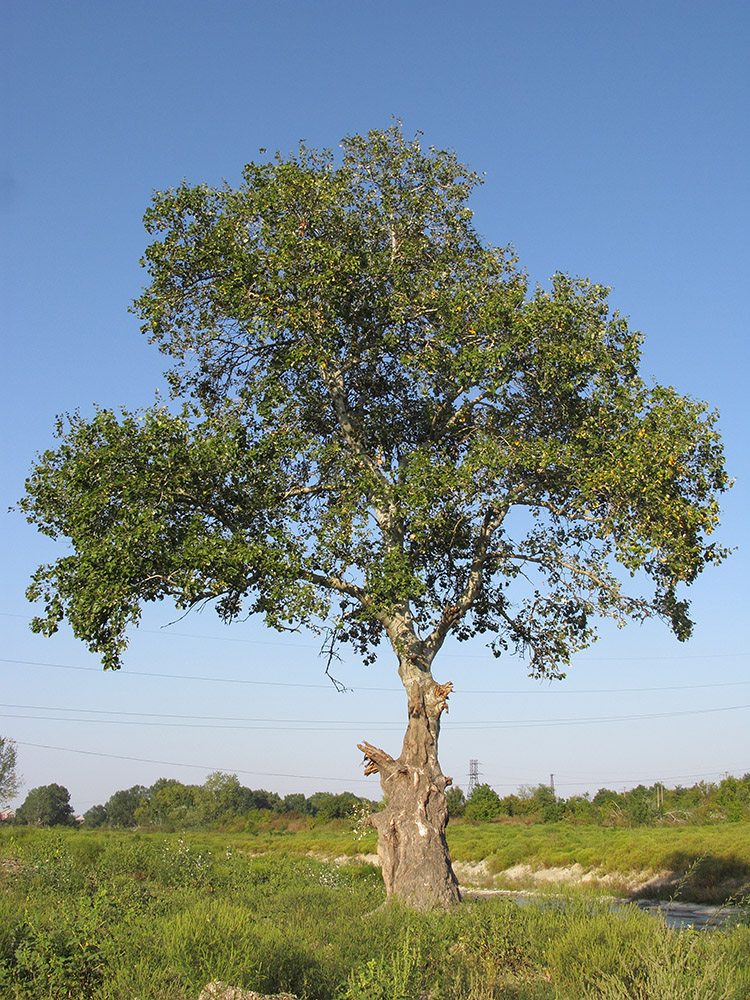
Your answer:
(325, 853), (749, 905)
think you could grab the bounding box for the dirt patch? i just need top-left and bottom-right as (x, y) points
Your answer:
(199, 983), (297, 1000)
(295, 851), (746, 904)
(334, 852), (379, 866)
(452, 859), (493, 885)
(457, 862), (748, 904)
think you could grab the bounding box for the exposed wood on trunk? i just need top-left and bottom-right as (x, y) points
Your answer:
(358, 653), (461, 909)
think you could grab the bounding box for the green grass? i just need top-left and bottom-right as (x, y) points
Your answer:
(3, 818), (749, 900)
(446, 820), (750, 900)
(0, 828), (749, 999)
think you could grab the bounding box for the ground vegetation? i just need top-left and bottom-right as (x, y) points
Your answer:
(0, 828), (747, 999)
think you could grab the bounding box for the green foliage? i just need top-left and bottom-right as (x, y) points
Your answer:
(343, 926), (425, 1000)
(455, 775), (750, 828)
(307, 790), (362, 821)
(158, 898), (264, 989)
(80, 773), (378, 833)
(532, 785), (564, 823)
(446, 785), (466, 817)
(9, 886), (122, 999)
(0, 737), (21, 808)
(446, 820), (750, 903)
(81, 803), (108, 828)
(0, 892), (23, 966)
(282, 792), (313, 815)
(153, 837), (216, 888)
(135, 776), (200, 828)
(104, 784), (147, 827)
(199, 772), (257, 824)
(548, 905), (658, 995)
(20, 125), (730, 680)
(14, 783), (74, 827)
(587, 774), (750, 827)
(465, 783), (503, 821)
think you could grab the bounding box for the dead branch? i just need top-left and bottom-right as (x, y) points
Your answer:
(431, 680), (454, 715)
(357, 741), (396, 776)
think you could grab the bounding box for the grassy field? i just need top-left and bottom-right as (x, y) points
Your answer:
(446, 820), (750, 902)
(0, 825), (749, 999)
(80, 814), (750, 903)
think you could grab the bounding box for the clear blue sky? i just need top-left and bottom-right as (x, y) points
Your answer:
(2, 0), (748, 815)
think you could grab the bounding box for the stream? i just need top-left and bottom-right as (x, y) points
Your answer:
(629, 897), (743, 930)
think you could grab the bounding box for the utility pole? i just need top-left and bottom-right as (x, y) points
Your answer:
(468, 760), (480, 794)
(549, 774), (555, 795)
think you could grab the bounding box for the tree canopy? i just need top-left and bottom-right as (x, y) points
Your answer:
(15, 783), (74, 827)
(20, 125), (729, 679)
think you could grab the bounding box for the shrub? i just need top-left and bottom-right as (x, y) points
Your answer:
(465, 783), (503, 821)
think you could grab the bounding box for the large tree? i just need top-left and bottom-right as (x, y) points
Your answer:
(20, 126), (729, 907)
(15, 783), (74, 827)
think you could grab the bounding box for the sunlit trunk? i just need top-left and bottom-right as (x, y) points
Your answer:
(358, 659), (461, 909)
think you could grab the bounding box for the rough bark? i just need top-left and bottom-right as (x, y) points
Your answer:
(358, 664), (461, 909)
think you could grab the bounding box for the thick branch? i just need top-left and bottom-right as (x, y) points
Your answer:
(425, 505), (507, 658)
(323, 368), (391, 488)
(357, 741), (401, 778)
(318, 366), (406, 548)
(501, 550), (654, 616)
(281, 481), (328, 500)
(303, 569), (366, 602)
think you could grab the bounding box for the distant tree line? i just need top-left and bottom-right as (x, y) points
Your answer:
(447, 773), (750, 826)
(5, 771), (750, 829)
(2, 771), (380, 829)
(83, 772), (380, 830)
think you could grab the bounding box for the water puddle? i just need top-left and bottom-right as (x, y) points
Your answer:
(462, 888), (745, 930)
(629, 897), (743, 930)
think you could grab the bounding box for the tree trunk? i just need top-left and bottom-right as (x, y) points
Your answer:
(358, 669), (461, 909)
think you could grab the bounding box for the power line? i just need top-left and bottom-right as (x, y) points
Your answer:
(444, 704), (750, 729)
(13, 741), (747, 798)
(2, 656), (749, 696)
(552, 769), (740, 784)
(482, 767), (749, 789)
(0, 711), (401, 732)
(2, 611), (747, 665)
(0, 657), (342, 690)
(1, 701), (747, 732)
(0, 714), (394, 732)
(13, 740), (374, 784)
(0, 701), (403, 726)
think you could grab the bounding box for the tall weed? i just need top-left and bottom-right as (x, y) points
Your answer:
(343, 927), (426, 1000)
(589, 934), (736, 999)
(547, 902), (740, 1000)
(158, 898), (264, 990)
